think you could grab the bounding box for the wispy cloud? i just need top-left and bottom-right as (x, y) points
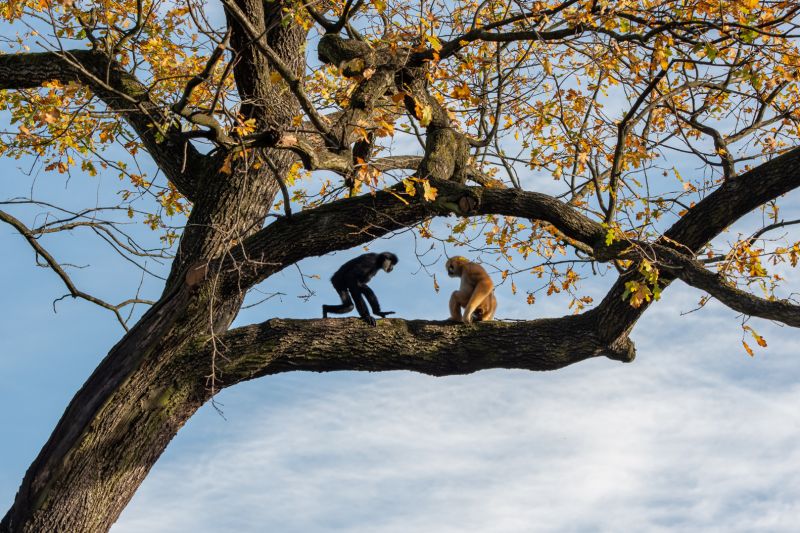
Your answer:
(115, 285), (800, 533)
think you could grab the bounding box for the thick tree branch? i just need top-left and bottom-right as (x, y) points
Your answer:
(0, 50), (206, 200)
(660, 246), (800, 328)
(218, 178), (606, 293)
(191, 314), (636, 390)
(222, 0), (335, 142)
(595, 145), (800, 340)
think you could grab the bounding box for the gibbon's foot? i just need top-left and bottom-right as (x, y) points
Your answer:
(362, 315), (377, 327)
(375, 311), (395, 318)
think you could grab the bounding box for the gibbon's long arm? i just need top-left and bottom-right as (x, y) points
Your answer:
(361, 286), (395, 318)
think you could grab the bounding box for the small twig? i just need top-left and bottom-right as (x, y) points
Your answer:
(1, 209), (153, 330)
(264, 157), (293, 218)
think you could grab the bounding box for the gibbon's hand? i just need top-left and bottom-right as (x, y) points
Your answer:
(362, 315), (378, 327)
(375, 311), (395, 318)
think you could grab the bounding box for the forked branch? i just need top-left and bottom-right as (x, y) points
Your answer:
(0, 210), (154, 329)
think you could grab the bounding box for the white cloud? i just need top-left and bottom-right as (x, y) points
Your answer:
(114, 285), (800, 533)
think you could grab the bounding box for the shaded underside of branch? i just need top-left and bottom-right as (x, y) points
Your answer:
(221, 177), (607, 293)
(187, 313), (636, 391)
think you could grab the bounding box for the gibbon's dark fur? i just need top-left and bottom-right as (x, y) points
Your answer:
(322, 252), (398, 326)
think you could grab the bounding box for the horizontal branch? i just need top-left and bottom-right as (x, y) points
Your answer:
(216, 178), (605, 293)
(187, 314), (636, 390)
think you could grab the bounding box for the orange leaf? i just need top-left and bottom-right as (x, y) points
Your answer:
(742, 341), (754, 357)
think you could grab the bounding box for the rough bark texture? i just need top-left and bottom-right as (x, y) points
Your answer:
(206, 314), (636, 384)
(2, 1), (305, 529)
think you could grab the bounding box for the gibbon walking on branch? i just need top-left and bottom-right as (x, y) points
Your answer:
(322, 252), (398, 326)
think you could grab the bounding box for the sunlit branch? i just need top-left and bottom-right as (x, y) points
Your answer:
(171, 29), (234, 146)
(198, 314), (636, 393)
(0, 50), (206, 200)
(653, 244), (800, 328)
(221, 0), (335, 144)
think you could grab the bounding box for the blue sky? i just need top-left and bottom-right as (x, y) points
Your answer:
(2, 9), (800, 533)
(2, 157), (800, 531)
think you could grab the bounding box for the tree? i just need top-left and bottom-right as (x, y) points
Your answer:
(1, 0), (799, 530)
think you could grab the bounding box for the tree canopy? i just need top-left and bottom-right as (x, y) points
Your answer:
(1, 0), (799, 530)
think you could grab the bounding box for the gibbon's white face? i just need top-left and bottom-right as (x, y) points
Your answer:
(382, 258), (394, 273)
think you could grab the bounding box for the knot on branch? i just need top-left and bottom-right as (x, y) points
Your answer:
(605, 336), (636, 363)
(458, 194), (479, 214)
(318, 34), (379, 74)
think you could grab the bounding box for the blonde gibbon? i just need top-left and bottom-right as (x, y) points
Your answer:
(445, 256), (497, 324)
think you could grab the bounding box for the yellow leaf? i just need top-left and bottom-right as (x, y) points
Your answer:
(403, 178), (416, 196)
(375, 119), (395, 137)
(422, 179), (438, 201)
(414, 99), (433, 127)
(451, 83), (470, 99)
(426, 35), (442, 52)
(542, 57), (553, 76)
(419, 105), (432, 127)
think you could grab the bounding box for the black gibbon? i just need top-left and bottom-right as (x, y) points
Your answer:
(322, 252), (398, 326)
(445, 256), (497, 324)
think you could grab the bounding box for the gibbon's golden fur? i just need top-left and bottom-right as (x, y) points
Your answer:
(445, 256), (497, 324)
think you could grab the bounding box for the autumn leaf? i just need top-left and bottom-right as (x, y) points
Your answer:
(742, 341), (755, 357)
(451, 83), (471, 99)
(421, 179), (438, 201)
(414, 99), (433, 127)
(743, 325), (768, 348)
(403, 178), (416, 197)
(219, 153), (233, 175)
(426, 34), (442, 52)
